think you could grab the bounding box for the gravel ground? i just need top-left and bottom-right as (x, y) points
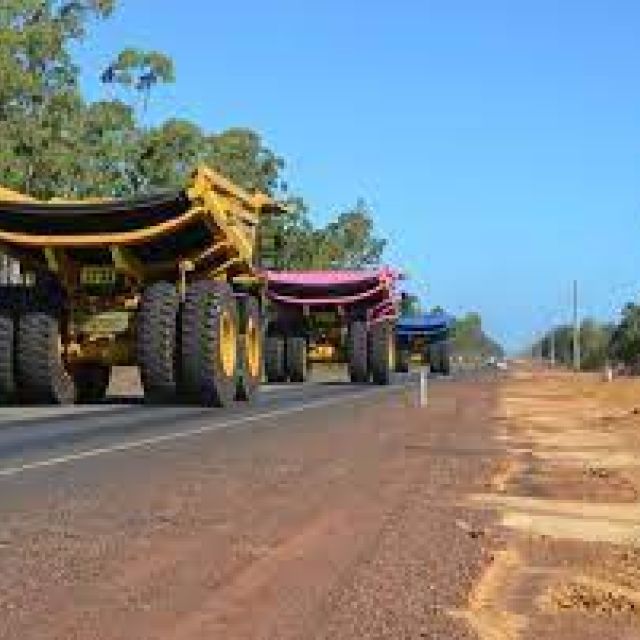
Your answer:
(473, 366), (640, 640)
(0, 376), (500, 640)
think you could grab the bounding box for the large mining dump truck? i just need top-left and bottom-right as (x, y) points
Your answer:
(0, 166), (281, 406)
(395, 310), (455, 375)
(263, 268), (399, 385)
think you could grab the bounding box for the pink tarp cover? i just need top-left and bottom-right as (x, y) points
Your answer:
(264, 268), (394, 287)
(264, 268), (399, 321)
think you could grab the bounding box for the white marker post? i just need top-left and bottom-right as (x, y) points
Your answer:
(419, 366), (429, 407)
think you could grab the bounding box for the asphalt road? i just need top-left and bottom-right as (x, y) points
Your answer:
(0, 369), (499, 640)
(0, 373), (416, 480)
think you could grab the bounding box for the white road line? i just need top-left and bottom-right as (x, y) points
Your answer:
(0, 386), (391, 479)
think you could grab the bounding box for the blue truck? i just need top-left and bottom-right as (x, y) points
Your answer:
(395, 310), (455, 375)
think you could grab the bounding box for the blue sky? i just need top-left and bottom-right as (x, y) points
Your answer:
(75, 1), (640, 351)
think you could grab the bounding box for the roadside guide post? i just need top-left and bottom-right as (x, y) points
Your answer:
(419, 366), (429, 407)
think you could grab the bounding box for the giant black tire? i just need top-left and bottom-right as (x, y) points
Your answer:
(286, 336), (307, 383)
(395, 345), (410, 373)
(0, 309), (15, 403)
(348, 321), (369, 383)
(137, 282), (180, 404)
(0, 285), (25, 404)
(264, 335), (286, 383)
(16, 311), (75, 404)
(370, 321), (395, 385)
(429, 341), (450, 375)
(236, 296), (262, 401)
(181, 280), (238, 407)
(439, 341), (452, 376)
(421, 344), (431, 368)
(74, 363), (111, 403)
(428, 342), (441, 374)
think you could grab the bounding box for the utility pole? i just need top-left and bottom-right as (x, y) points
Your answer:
(572, 279), (580, 371)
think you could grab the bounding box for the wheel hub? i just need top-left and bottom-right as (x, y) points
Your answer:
(219, 309), (237, 378)
(246, 317), (261, 378)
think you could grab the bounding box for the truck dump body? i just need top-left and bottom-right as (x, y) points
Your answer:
(0, 191), (209, 279)
(396, 311), (455, 339)
(0, 190), (188, 237)
(0, 166), (274, 283)
(265, 268), (398, 322)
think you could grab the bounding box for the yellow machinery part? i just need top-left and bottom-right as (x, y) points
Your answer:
(219, 308), (238, 378)
(245, 316), (261, 379)
(66, 336), (134, 367)
(0, 187), (37, 202)
(308, 343), (337, 363)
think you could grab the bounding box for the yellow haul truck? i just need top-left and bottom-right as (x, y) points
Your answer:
(0, 166), (279, 406)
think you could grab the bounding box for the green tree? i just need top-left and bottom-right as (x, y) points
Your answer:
(101, 47), (174, 114)
(611, 303), (640, 370)
(260, 196), (319, 269)
(135, 119), (205, 191)
(538, 325), (574, 365)
(75, 99), (138, 197)
(313, 199), (386, 268)
(0, 0), (115, 196)
(204, 128), (285, 195)
(258, 198), (387, 271)
(400, 293), (422, 316)
(580, 319), (614, 370)
(535, 319), (614, 371)
(0, 1), (176, 198)
(452, 312), (503, 358)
